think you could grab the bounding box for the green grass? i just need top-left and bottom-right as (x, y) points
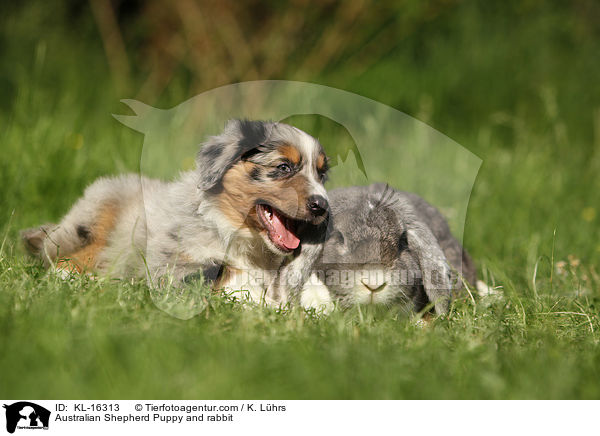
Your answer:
(1, 256), (599, 399)
(1, 1), (600, 399)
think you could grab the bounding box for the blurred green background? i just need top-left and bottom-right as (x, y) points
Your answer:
(1, 0), (600, 399)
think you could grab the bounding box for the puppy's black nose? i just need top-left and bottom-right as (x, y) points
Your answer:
(307, 195), (329, 216)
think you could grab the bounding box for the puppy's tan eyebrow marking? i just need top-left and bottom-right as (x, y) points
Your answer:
(278, 143), (302, 165)
(317, 153), (327, 172)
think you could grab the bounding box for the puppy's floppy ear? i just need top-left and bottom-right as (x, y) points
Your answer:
(196, 119), (272, 191)
(406, 223), (453, 315)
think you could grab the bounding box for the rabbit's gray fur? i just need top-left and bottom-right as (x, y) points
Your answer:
(315, 183), (476, 314)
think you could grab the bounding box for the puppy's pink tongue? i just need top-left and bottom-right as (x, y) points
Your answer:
(271, 212), (300, 250)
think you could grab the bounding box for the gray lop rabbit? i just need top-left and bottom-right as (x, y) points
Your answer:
(314, 183), (476, 315)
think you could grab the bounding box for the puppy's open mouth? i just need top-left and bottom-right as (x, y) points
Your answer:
(256, 204), (301, 253)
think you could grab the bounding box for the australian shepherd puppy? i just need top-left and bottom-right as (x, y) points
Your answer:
(22, 120), (333, 309)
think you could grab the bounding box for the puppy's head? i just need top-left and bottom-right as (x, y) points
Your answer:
(197, 120), (330, 255)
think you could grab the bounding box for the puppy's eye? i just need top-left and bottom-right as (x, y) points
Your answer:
(277, 163), (292, 173)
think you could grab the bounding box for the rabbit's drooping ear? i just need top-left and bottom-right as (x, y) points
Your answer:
(407, 223), (453, 315)
(196, 119), (272, 191)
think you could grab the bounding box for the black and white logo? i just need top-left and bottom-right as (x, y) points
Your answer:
(3, 402), (50, 434)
